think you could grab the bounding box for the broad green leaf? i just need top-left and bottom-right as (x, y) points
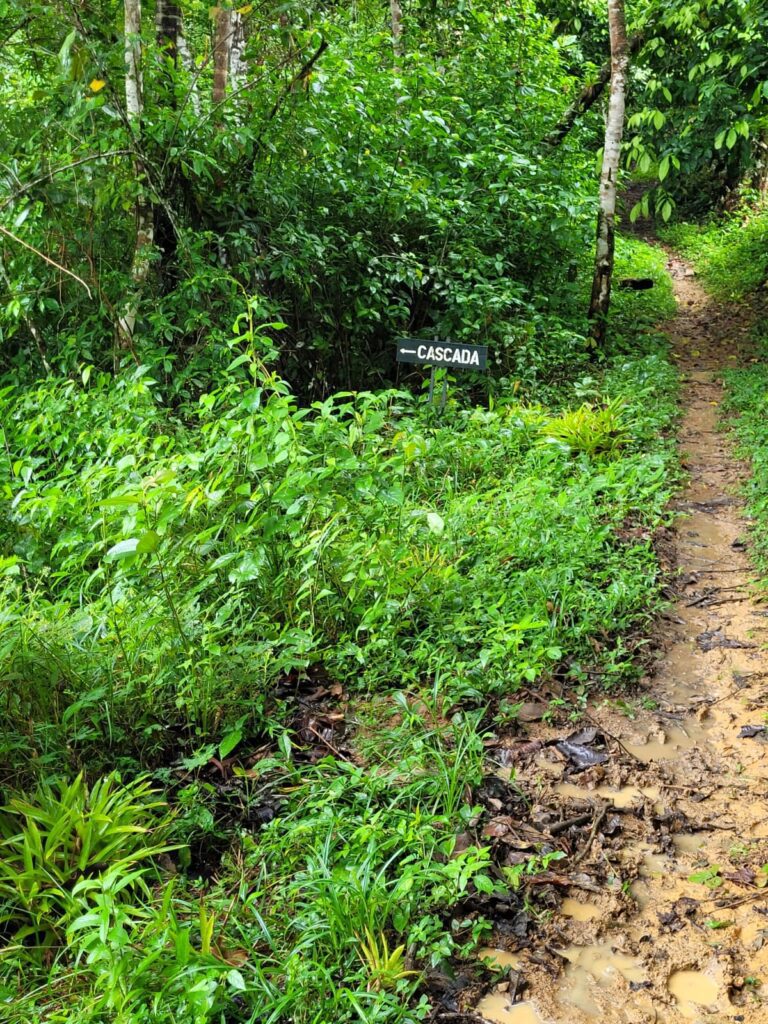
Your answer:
(179, 744), (217, 771)
(219, 716), (247, 759)
(228, 551), (264, 583)
(58, 28), (77, 68)
(227, 969), (247, 991)
(136, 531), (160, 554)
(100, 494), (144, 507)
(106, 538), (140, 560)
(219, 729), (242, 759)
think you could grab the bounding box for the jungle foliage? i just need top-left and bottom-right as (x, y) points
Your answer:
(1, 0), (767, 1019)
(0, 0), (599, 396)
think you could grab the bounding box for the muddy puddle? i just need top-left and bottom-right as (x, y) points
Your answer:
(555, 782), (661, 808)
(476, 996), (543, 1024)
(473, 255), (768, 1023)
(561, 897), (601, 921)
(667, 969), (720, 1019)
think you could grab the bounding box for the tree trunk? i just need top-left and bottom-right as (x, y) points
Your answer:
(229, 10), (247, 93)
(587, 0), (630, 348)
(155, 0), (200, 118)
(155, 0), (180, 65)
(154, 2), (199, 116)
(118, 0), (154, 354)
(177, 25), (200, 117)
(212, 6), (232, 105)
(390, 0), (403, 60)
(124, 0), (142, 120)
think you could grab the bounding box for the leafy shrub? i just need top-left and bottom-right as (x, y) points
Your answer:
(0, 0), (595, 399)
(724, 356), (768, 571)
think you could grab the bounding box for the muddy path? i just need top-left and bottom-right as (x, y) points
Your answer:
(476, 256), (768, 1023)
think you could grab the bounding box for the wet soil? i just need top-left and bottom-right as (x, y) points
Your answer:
(475, 256), (768, 1023)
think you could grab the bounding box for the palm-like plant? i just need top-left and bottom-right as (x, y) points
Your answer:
(356, 927), (419, 992)
(0, 772), (172, 948)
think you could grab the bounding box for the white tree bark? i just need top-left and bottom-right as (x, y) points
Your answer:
(156, 1), (200, 117)
(124, 0), (142, 119)
(177, 27), (201, 117)
(587, 0), (629, 347)
(119, 0), (154, 352)
(229, 11), (248, 94)
(155, 0), (180, 59)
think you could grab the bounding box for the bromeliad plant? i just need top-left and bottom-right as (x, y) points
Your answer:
(356, 927), (419, 993)
(539, 395), (632, 458)
(0, 772), (173, 949)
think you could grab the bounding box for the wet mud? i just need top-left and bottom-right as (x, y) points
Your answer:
(475, 256), (768, 1023)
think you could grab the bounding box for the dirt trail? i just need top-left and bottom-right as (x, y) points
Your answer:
(477, 257), (768, 1023)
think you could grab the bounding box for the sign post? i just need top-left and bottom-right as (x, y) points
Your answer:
(396, 338), (489, 411)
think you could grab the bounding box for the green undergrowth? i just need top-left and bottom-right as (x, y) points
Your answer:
(0, 336), (677, 779)
(0, 711), (562, 1024)
(724, 347), (768, 572)
(610, 234), (679, 337)
(0, 239), (680, 1022)
(661, 202), (768, 300)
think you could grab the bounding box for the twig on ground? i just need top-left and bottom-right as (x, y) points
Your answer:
(571, 804), (608, 866)
(307, 724), (351, 762)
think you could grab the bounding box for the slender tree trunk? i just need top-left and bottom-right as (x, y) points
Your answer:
(212, 6), (232, 105)
(587, 0), (630, 347)
(155, 0), (200, 116)
(154, 0), (182, 267)
(118, 0), (154, 353)
(124, 0), (142, 120)
(390, 0), (403, 60)
(155, 0), (180, 64)
(229, 11), (247, 93)
(177, 25), (200, 116)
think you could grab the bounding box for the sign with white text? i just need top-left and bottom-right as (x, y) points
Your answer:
(396, 339), (488, 371)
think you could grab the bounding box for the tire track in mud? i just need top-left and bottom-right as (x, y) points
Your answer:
(476, 255), (768, 1024)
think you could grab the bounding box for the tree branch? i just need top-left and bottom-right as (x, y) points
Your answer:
(0, 151), (133, 211)
(544, 33), (644, 149)
(265, 36), (329, 126)
(0, 224), (93, 299)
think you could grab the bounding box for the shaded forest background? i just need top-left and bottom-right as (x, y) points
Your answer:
(1, 0), (764, 397)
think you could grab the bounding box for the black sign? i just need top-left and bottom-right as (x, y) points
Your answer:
(396, 339), (488, 371)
